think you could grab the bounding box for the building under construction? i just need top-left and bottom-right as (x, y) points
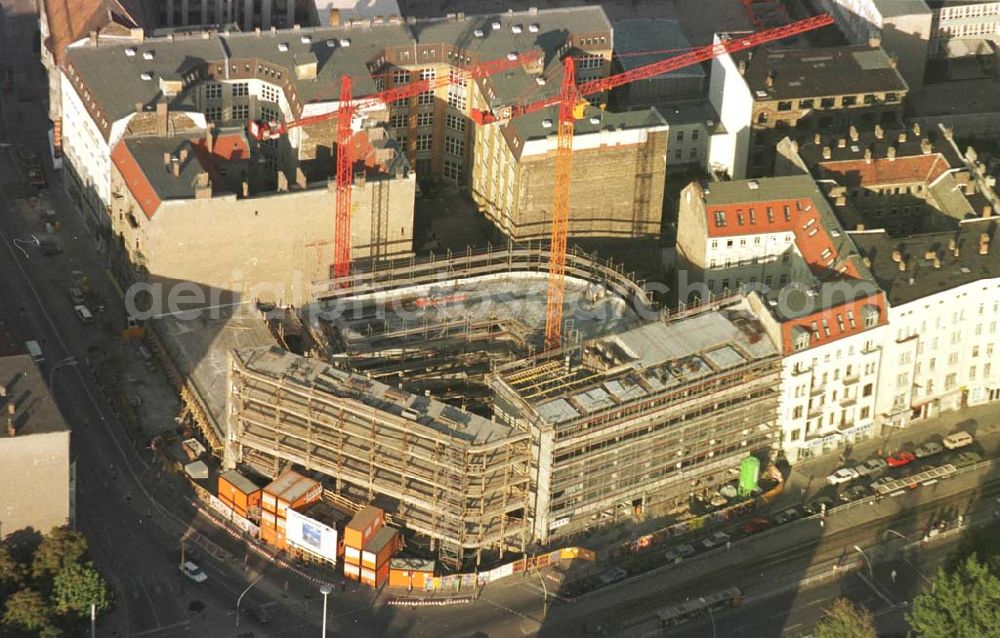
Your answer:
(225, 245), (782, 567)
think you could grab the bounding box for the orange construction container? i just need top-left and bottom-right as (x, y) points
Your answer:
(361, 527), (399, 570)
(344, 505), (384, 550)
(218, 470), (262, 520)
(360, 562), (390, 588)
(259, 470), (321, 552)
(344, 562), (360, 581)
(344, 544), (361, 566)
(388, 557), (436, 589)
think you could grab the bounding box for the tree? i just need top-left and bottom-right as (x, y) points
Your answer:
(3, 588), (51, 632)
(814, 598), (877, 638)
(52, 562), (112, 617)
(31, 527), (88, 581)
(908, 554), (1000, 638)
(0, 544), (26, 594)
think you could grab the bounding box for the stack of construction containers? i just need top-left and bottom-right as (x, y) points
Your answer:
(343, 505), (399, 587)
(259, 469), (322, 550)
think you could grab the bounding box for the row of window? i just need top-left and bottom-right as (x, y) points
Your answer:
(203, 81), (276, 102)
(773, 92), (899, 112)
(713, 204), (794, 228)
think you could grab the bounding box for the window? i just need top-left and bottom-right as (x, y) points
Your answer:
(860, 407), (870, 420)
(689, 148), (698, 159)
(232, 82), (248, 97)
(445, 135), (464, 157)
(820, 97), (835, 108)
(799, 98), (814, 109)
(204, 82), (222, 100)
(417, 112), (433, 127)
(692, 130), (700, 140)
(793, 406), (803, 419)
(420, 68), (436, 81)
(897, 372), (909, 388)
(945, 373), (957, 389)
(713, 211), (726, 227)
(676, 131), (685, 142)
(777, 101), (792, 111)
(261, 84), (280, 103)
(885, 92), (898, 103)
(970, 366), (977, 380)
(674, 149), (683, 160)
(862, 383), (873, 397)
(205, 106), (222, 121)
(259, 105), (276, 123)
(416, 133), (432, 152)
(447, 85), (466, 109)
(577, 55), (603, 69)
(448, 70), (467, 87)
(443, 159), (462, 181)
(948, 352), (959, 365)
(418, 91), (434, 105)
(393, 69), (411, 85)
(790, 429), (801, 442)
(390, 114), (407, 128)
(445, 113), (465, 132)
(841, 95), (857, 107)
(779, 274), (789, 285)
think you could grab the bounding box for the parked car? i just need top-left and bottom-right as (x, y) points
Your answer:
(68, 287), (85, 305)
(885, 451), (917, 468)
(803, 496), (835, 516)
(855, 458), (888, 477)
(675, 543), (696, 558)
(915, 441), (943, 458)
(773, 507), (802, 525)
(73, 304), (95, 325)
(180, 561), (207, 583)
(598, 567), (628, 585)
(740, 517), (772, 535)
(943, 432), (974, 450)
(827, 467), (860, 485)
(839, 485), (869, 503)
(38, 235), (62, 255)
(949, 451), (982, 468)
(702, 532), (731, 550)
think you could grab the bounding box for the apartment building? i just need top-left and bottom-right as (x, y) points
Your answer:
(928, 1), (1000, 57)
(812, 0), (932, 87)
(676, 175), (889, 462)
(710, 42), (908, 178)
(0, 356), (72, 539)
(853, 219), (1000, 426)
(777, 122), (1000, 236)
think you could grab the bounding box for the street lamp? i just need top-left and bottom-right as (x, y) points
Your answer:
(320, 584), (333, 637)
(11, 235), (39, 259)
(884, 529), (907, 542)
(532, 557), (549, 615)
(700, 597), (717, 638)
(235, 573), (264, 630)
(854, 544), (874, 580)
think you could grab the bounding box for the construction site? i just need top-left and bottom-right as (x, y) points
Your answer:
(219, 242), (782, 568)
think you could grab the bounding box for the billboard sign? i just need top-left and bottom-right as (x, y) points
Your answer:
(285, 508), (338, 563)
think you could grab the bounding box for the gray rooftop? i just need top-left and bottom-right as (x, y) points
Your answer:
(0, 355), (70, 438)
(850, 219), (1000, 306)
(876, 0), (932, 16)
(613, 18), (703, 79)
(508, 102), (667, 143)
(121, 136), (208, 201)
(65, 6), (611, 130)
(742, 45), (908, 100)
(235, 346), (518, 446)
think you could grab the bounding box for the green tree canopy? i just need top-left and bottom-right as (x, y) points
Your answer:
(3, 588), (51, 632)
(908, 554), (1000, 638)
(53, 562), (112, 617)
(0, 545), (25, 593)
(31, 527), (88, 581)
(814, 598), (877, 638)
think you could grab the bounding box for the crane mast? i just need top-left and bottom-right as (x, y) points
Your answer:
(334, 75), (353, 280)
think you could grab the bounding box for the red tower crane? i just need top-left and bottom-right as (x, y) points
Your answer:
(246, 50), (541, 280)
(468, 14), (834, 350)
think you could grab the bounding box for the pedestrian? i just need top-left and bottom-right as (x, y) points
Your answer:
(891, 569), (898, 584)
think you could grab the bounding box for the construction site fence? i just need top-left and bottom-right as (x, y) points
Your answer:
(392, 547), (596, 592)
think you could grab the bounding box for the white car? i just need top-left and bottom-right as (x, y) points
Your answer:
(702, 532), (731, 549)
(827, 467), (859, 485)
(180, 561), (208, 583)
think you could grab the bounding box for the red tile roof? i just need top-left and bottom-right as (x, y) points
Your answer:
(705, 197), (849, 278)
(817, 154), (950, 188)
(211, 134), (249, 161)
(780, 293), (886, 355)
(43, 0), (140, 64)
(111, 140), (159, 219)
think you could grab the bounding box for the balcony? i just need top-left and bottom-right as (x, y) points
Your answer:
(840, 396), (857, 408)
(843, 373), (860, 385)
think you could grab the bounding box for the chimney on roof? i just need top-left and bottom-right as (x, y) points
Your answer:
(277, 170), (289, 192)
(948, 237), (956, 251)
(354, 170), (366, 188)
(849, 126), (859, 142)
(913, 122), (921, 136)
(875, 125), (884, 139)
(156, 101), (168, 137)
(194, 172), (211, 199)
(242, 181), (249, 198)
(862, 255), (871, 267)
(737, 59), (747, 75)
(295, 168), (307, 189)
(171, 157), (180, 177)
(6, 402), (15, 437)
(983, 205), (993, 218)
(837, 138), (847, 149)
(891, 250), (903, 263)
(135, 102), (144, 113)
(765, 71), (774, 88)
(179, 148), (188, 164)
(868, 35), (881, 48)
(864, 148), (873, 164)
(329, 8), (341, 26)
(898, 259), (906, 271)
(924, 249), (937, 261)
(205, 130), (213, 154)
(374, 15), (384, 24)
(933, 255), (941, 269)
(898, 132), (907, 143)
(163, 152), (171, 166)
(89, 30), (98, 46)
(920, 138), (933, 154)
(857, 223), (866, 232)
(822, 146), (832, 159)
(814, 132), (821, 145)
(835, 195), (846, 207)
(980, 233), (990, 255)
(943, 126), (954, 140)
(887, 146), (896, 161)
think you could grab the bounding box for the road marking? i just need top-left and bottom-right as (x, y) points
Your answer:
(130, 620), (192, 637)
(139, 581), (161, 626)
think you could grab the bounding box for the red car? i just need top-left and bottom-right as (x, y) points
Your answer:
(885, 451), (916, 467)
(740, 517), (772, 535)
